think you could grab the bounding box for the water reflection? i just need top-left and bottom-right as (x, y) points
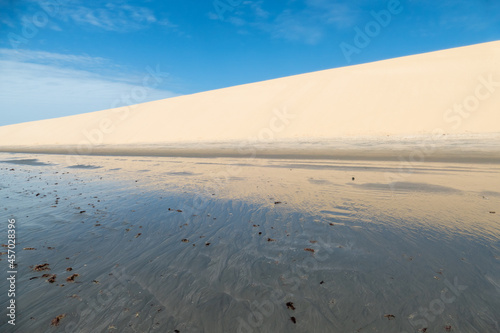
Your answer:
(0, 152), (499, 332)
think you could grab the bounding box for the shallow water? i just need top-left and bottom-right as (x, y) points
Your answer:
(0, 152), (499, 332)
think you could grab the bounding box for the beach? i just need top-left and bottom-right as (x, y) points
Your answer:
(1, 152), (499, 332)
(1, 40), (500, 332)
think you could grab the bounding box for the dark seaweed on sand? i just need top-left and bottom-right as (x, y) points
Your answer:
(66, 274), (79, 282)
(34, 263), (50, 271)
(51, 314), (66, 326)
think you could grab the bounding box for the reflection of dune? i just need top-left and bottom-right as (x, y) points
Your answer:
(2, 151), (500, 332)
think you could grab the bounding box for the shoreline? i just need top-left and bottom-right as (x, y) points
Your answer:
(1, 134), (499, 163)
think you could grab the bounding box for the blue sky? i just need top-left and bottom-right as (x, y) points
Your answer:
(0, 0), (499, 126)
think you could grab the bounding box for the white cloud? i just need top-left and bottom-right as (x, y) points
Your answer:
(305, 0), (358, 28)
(269, 10), (325, 44)
(219, 0), (358, 44)
(0, 50), (179, 126)
(0, 48), (108, 67)
(1, 16), (16, 28)
(228, 16), (246, 27)
(33, 0), (177, 32)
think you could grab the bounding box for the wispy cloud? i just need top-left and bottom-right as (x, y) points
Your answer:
(437, 1), (500, 32)
(265, 10), (325, 44)
(0, 48), (108, 67)
(304, 0), (358, 28)
(210, 0), (358, 44)
(0, 16), (16, 28)
(0, 48), (136, 83)
(407, 0), (500, 37)
(0, 49), (179, 125)
(32, 0), (177, 32)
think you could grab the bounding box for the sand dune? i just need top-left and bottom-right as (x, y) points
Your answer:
(0, 41), (499, 155)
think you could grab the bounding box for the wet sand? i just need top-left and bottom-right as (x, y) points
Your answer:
(0, 152), (499, 332)
(1, 133), (500, 164)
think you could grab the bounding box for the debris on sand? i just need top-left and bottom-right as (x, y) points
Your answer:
(51, 314), (66, 326)
(66, 274), (79, 282)
(47, 275), (56, 283)
(286, 302), (295, 310)
(267, 238), (276, 242)
(290, 316), (297, 324)
(66, 267), (72, 271)
(274, 201), (282, 205)
(34, 263), (50, 271)
(384, 314), (395, 320)
(181, 239), (189, 243)
(135, 233), (142, 238)
(304, 248), (315, 253)
(23, 247), (36, 250)
(445, 325), (452, 331)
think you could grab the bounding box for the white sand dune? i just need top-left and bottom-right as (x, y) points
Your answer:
(0, 41), (499, 157)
